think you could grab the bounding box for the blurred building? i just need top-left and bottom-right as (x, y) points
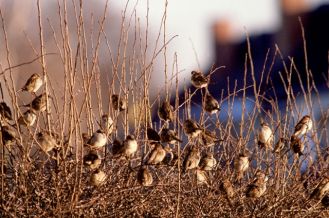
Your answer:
(207, 0), (329, 110)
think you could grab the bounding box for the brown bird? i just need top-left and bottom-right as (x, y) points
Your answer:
(123, 135), (138, 158)
(199, 152), (217, 171)
(137, 166), (153, 186)
(293, 115), (313, 138)
(111, 94), (126, 111)
(191, 71), (209, 88)
(196, 169), (209, 185)
(290, 136), (304, 156)
(25, 93), (48, 112)
(160, 127), (182, 144)
(204, 92), (220, 114)
(147, 143), (166, 165)
(273, 138), (286, 153)
(147, 127), (161, 143)
(310, 178), (329, 200)
(100, 114), (113, 135)
(158, 100), (174, 122)
(234, 153), (249, 180)
(257, 121), (273, 150)
(183, 147), (201, 173)
(0, 102), (12, 121)
(37, 131), (59, 152)
(112, 139), (123, 157)
(20, 73), (43, 94)
(246, 171), (268, 198)
(90, 170), (107, 186)
(87, 130), (107, 149)
(220, 179), (234, 199)
(1, 125), (17, 146)
(84, 151), (102, 170)
(183, 119), (202, 138)
(18, 109), (37, 126)
(199, 130), (220, 147)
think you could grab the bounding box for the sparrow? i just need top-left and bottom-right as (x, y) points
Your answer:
(0, 102), (12, 121)
(1, 125), (17, 146)
(196, 169), (209, 185)
(273, 138), (286, 153)
(112, 139), (123, 157)
(234, 153), (249, 180)
(90, 169), (107, 186)
(36, 131), (59, 152)
(204, 92), (220, 114)
(18, 109), (37, 126)
(137, 166), (153, 186)
(257, 121), (273, 150)
(20, 73), (43, 94)
(191, 71), (209, 88)
(160, 127), (182, 144)
(87, 130), (107, 149)
(183, 147), (201, 173)
(158, 100), (174, 123)
(246, 171), (268, 198)
(219, 179), (234, 199)
(147, 143), (166, 165)
(199, 152), (217, 171)
(25, 93), (48, 112)
(83, 151), (102, 170)
(123, 135), (138, 158)
(310, 178), (329, 200)
(199, 130), (220, 147)
(293, 115), (313, 138)
(147, 127), (161, 143)
(183, 119), (202, 139)
(290, 136), (304, 156)
(111, 94), (126, 111)
(100, 114), (113, 135)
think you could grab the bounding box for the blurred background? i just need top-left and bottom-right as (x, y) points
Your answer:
(0, 0), (328, 115)
(122, 0), (329, 99)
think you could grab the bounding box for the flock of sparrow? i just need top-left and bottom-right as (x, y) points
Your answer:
(1, 71), (328, 208)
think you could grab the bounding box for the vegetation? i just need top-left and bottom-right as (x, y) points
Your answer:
(0, 0), (328, 217)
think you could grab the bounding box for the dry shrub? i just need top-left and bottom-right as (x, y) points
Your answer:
(0, 1), (328, 217)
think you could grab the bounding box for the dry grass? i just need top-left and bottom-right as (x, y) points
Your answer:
(0, 1), (329, 217)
